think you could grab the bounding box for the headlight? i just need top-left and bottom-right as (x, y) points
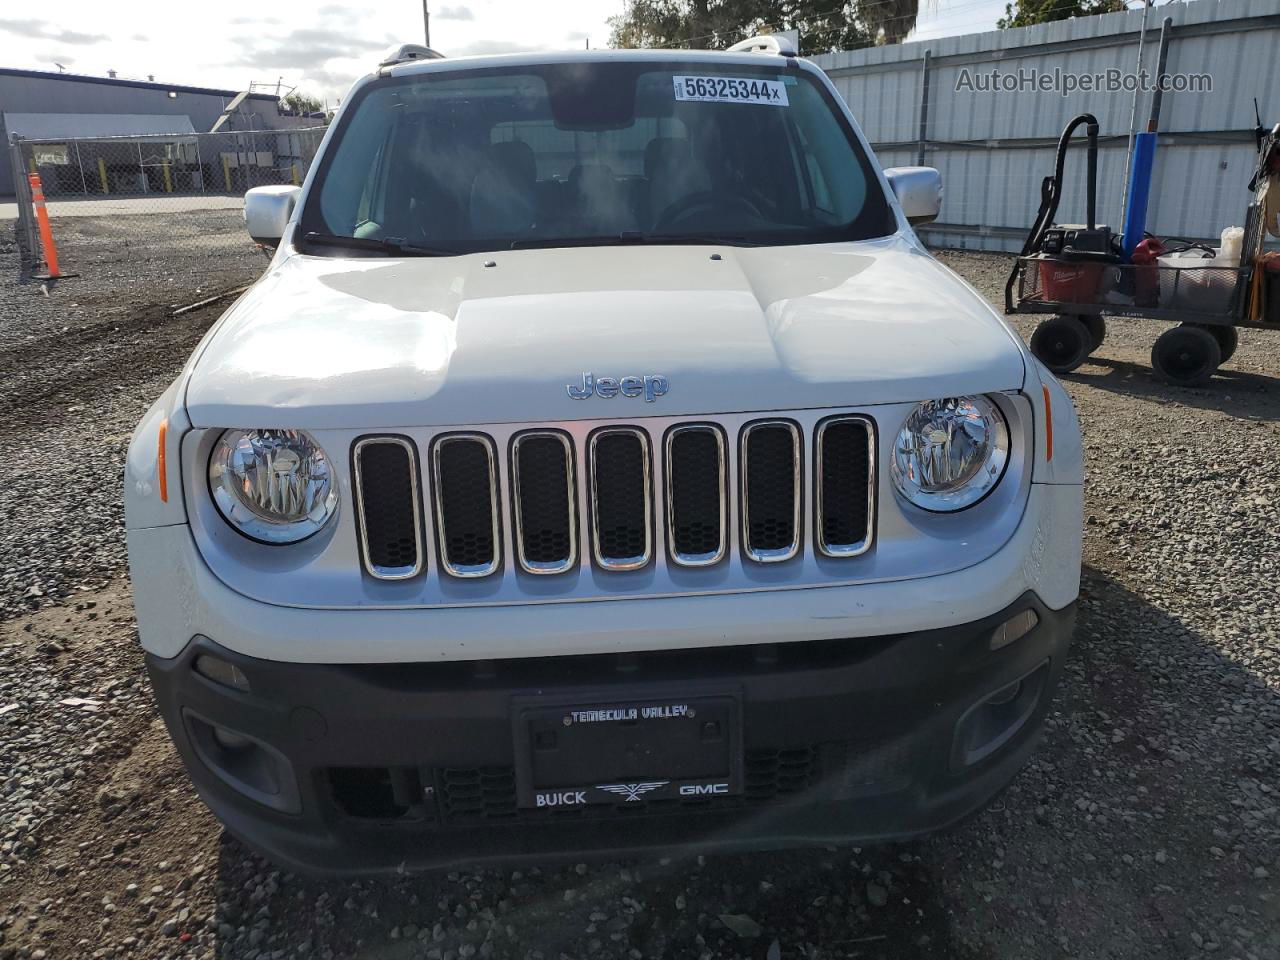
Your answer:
(209, 429), (338, 543)
(892, 396), (1009, 512)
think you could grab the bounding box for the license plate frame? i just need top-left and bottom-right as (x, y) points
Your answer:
(512, 687), (743, 810)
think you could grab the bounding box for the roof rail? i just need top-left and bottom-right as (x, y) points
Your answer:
(378, 43), (446, 69)
(727, 34), (798, 57)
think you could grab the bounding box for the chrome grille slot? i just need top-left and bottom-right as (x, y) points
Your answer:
(589, 428), (652, 570)
(511, 431), (577, 575)
(346, 410), (880, 588)
(816, 416), (875, 557)
(741, 420), (801, 563)
(352, 437), (424, 580)
(432, 434), (501, 578)
(665, 425), (726, 567)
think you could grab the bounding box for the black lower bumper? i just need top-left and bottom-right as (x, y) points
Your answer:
(146, 593), (1074, 876)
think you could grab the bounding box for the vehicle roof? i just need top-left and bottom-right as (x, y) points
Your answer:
(381, 47), (810, 82)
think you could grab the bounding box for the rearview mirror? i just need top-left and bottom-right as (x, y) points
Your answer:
(244, 185), (301, 245)
(884, 167), (942, 226)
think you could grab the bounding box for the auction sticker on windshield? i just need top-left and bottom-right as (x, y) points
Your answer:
(673, 76), (789, 106)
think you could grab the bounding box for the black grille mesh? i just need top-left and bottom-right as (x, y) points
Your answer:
(436, 439), (498, 573)
(744, 747), (819, 800)
(592, 432), (648, 564)
(438, 767), (518, 821)
(356, 441), (419, 573)
(322, 737), (911, 828)
(819, 420), (872, 550)
(744, 425), (799, 555)
(515, 435), (575, 567)
(668, 428), (724, 560)
(437, 748), (824, 824)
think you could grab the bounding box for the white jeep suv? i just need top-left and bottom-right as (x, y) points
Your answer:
(124, 40), (1083, 875)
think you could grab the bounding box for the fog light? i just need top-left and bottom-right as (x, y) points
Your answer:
(183, 710), (300, 813)
(212, 726), (253, 751)
(990, 609), (1039, 651)
(195, 651), (250, 691)
(985, 679), (1022, 706)
(952, 661), (1049, 768)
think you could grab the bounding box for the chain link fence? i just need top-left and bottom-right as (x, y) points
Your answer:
(9, 127), (326, 280)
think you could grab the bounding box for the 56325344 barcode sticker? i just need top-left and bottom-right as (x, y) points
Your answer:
(672, 76), (789, 106)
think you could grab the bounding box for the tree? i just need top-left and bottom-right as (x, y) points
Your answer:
(864, 0), (920, 45)
(608, 0), (904, 55)
(997, 0), (1124, 30)
(282, 90), (325, 116)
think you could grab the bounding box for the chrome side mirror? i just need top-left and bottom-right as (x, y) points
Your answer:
(244, 185), (301, 245)
(884, 167), (942, 226)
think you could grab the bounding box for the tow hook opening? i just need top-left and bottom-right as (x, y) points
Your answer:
(329, 767), (429, 821)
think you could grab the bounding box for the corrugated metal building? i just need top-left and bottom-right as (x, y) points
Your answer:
(1, 68), (310, 197)
(812, 0), (1280, 250)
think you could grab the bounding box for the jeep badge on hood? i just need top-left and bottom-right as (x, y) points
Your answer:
(567, 372), (670, 402)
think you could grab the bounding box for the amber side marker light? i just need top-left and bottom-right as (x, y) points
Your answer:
(991, 609), (1040, 651)
(157, 419), (169, 502)
(194, 651), (251, 692)
(1041, 385), (1054, 462)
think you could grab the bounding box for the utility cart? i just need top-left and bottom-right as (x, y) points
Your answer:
(1006, 114), (1280, 386)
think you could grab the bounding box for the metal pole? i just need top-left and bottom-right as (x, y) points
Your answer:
(423, 0), (430, 45)
(137, 140), (148, 193)
(1146, 17), (1173, 133)
(194, 135), (205, 192)
(916, 50), (932, 168)
(1120, 0), (1153, 224)
(9, 136), (40, 274)
(73, 139), (88, 196)
(248, 118), (258, 190)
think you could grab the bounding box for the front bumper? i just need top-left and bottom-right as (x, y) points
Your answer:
(147, 593), (1074, 876)
(127, 482), (1082, 663)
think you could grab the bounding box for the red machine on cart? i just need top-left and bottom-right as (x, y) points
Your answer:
(1006, 113), (1280, 387)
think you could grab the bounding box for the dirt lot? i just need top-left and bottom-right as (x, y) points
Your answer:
(0, 226), (1277, 960)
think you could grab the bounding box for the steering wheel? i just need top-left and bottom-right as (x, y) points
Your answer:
(653, 191), (764, 232)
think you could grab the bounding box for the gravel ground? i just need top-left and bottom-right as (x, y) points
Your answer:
(0, 235), (1277, 960)
(0, 212), (264, 621)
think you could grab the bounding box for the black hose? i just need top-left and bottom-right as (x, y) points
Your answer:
(1005, 113), (1100, 311)
(1032, 113), (1099, 253)
(1086, 120), (1098, 230)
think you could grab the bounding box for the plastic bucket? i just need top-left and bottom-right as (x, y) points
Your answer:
(1039, 259), (1105, 303)
(1158, 253), (1235, 315)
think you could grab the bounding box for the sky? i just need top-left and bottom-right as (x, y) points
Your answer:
(0, 0), (1010, 105)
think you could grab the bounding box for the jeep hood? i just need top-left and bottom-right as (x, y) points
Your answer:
(184, 237), (1026, 429)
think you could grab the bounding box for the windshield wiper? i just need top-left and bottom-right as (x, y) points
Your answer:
(301, 232), (458, 257)
(638, 233), (762, 247)
(508, 235), (637, 250)
(508, 232), (761, 250)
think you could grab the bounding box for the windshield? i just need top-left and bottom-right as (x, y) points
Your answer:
(301, 60), (894, 253)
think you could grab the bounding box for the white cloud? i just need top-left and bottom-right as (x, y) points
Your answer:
(437, 5), (474, 21)
(2, 0), (618, 101)
(450, 38), (545, 57)
(0, 18), (107, 44)
(231, 27), (392, 69)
